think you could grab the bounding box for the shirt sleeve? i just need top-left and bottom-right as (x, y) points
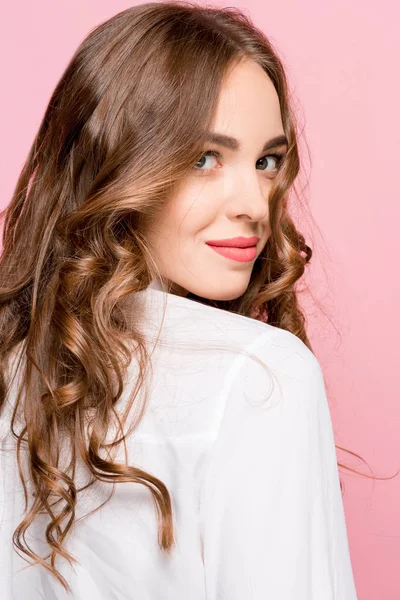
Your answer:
(197, 329), (358, 600)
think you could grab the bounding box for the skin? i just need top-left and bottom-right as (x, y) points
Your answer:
(144, 58), (287, 301)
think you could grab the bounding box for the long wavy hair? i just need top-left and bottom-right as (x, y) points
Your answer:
(0, 1), (384, 592)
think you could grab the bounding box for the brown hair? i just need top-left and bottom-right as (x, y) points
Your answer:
(0, 1), (390, 592)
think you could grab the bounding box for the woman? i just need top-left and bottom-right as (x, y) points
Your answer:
(0, 2), (358, 598)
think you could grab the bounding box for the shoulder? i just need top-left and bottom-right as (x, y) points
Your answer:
(252, 325), (322, 377)
(195, 320), (329, 497)
(226, 310), (322, 380)
(185, 292), (320, 372)
(161, 289), (323, 385)
(222, 322), (325, 418)
(170, 290), (307, 350)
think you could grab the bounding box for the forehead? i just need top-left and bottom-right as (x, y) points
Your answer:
(212, 59), (283, 136)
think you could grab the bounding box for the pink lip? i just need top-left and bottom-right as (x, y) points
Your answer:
(206, 244), (257, 263)
(205, 236), (260, 248)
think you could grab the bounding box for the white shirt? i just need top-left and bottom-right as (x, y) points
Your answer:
(0, 281), (358, 599)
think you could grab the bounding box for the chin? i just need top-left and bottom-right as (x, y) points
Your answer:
(181, 276), (250, 302)
(211, 292), (244, 302)
(200, 285), (248, 302)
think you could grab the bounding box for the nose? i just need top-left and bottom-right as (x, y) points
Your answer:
(225, 167), (270, 223)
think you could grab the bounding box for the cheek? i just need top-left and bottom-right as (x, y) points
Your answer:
(163, 181), (221, 236)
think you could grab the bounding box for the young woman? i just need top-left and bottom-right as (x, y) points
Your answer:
(0, 2), (358, 598)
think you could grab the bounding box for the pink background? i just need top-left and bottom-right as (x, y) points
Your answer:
(1, 2), (399, 598)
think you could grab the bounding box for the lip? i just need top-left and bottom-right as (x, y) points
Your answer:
(206, 244), (258, 263)
(205, 236), (260, 248)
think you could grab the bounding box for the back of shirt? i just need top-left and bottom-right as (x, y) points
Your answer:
(0, 286), (358, 599)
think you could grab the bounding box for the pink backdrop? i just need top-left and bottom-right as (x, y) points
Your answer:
(1, 2), (399, 598)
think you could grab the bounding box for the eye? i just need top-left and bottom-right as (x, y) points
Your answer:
(192, 150), (286, 175)
(256, 154), (285, 172)
(193, 150), (220, 171)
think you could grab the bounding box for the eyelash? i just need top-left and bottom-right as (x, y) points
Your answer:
(192, 150), (286, 175)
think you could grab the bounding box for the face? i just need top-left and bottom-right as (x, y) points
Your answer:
(144, 58), (287, 300)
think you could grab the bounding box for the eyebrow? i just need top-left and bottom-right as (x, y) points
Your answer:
(200, 132), (289, 153)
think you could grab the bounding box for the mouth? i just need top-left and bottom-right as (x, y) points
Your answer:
(206, 243), (258, 263)
(205, 236), (260, 248)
